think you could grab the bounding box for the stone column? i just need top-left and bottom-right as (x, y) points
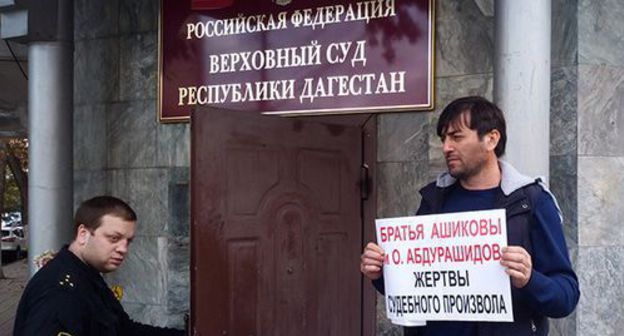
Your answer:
(494, 0), (551, 181)
(28, 0), (74, 276)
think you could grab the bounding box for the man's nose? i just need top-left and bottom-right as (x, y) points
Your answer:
(442, 139), (453, 154)
(117, 241), (129, 254)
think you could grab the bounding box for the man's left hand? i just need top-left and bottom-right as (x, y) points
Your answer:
(500, 246), (532, 288)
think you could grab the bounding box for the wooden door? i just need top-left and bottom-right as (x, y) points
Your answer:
(191, 109), (369, 336)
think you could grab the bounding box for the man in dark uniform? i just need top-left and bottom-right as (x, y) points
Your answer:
(13, 196), (184, 336)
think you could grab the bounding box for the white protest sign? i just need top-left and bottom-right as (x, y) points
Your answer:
(376, 209), (513, 326)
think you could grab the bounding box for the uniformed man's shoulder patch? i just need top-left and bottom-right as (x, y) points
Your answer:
(110, 285), (123, 301)
(56, 273), (77, 290)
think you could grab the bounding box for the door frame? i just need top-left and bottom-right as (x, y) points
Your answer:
(360, 114), (378, 336)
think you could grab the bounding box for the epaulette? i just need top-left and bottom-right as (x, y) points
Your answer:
(56, 272), (77, 290)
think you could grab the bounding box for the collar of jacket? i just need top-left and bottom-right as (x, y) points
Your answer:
(60, 245), (110, 291)
(431, 160), (563, 222)
(434, 160), (540, 196)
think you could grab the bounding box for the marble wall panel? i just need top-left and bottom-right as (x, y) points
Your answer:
(578, 64), (624, 157)
(376, 292), (403, 336)
(550, 66), (578, 249)
(551, 0), (578, 68)
(122, 302), (178, 328)
(377, 161), (429, 218)
(550, 308), (578, 336)
(107, 101), (157, 168)
(74, 104), (108, 170)
(377, 112), (430, 163)
(578, 0), (624, 67)
(472, 0), (493, 17)
(167, 238), (190, 320)
(120, 0), (159, 34)
(431, 73), (494, 119)
(108, 168), (169, 236)
(119, 33), (157, 102)
(428, 73), (493, 106)
(156, 121), (191, 168)
(555, 312), (579, 335)
(74, 0), (119, 41)
(105, 236), (168, 306)
(550, 66), (578, 157)
(74, 38), (120, 105)
(435, 1), (494, 77)
(578, 157), (624, 247)
(167, 167), (190, 238)
(577, 246), (624, 336)
(73, 170), (107, 210)
(550, 155), (578, 249)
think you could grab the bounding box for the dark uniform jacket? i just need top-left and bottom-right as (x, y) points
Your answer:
(13, 246), (184, 336)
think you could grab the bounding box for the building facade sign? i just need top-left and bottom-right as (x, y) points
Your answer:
(159, 0), (434, 122)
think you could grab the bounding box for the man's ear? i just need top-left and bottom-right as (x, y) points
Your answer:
(485, 130), (501, 151)
(76, 224), (91, 245)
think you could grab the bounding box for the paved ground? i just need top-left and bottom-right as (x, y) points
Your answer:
(0, 257), (28, 336)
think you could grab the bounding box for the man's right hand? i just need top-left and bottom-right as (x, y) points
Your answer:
(360, 242), (385, 280)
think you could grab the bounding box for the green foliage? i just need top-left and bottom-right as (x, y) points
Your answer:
(3, 166), (21, 212)
(7, 138), (28, 172)
(1, 138), (27, 212)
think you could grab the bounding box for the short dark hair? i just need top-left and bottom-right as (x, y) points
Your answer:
(436, 96), (507, 157)
(74, 196), (137, 233)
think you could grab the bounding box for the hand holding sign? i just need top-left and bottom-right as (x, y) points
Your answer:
(360, 242), (385, 280)
(501, 246), (533, 288)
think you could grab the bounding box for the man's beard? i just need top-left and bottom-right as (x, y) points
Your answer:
(448, 158), (487, 181)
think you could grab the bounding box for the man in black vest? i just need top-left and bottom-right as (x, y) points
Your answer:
(360, 96), (579, 335)
(14, 196), (184, 336)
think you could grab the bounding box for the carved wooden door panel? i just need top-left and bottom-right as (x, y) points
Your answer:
(191, 109), (364, 336)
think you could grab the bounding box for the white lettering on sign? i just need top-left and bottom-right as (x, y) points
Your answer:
(185, 0), (396, 41)
(178, 80), (296, 106)
(299, 72), (405, 103)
